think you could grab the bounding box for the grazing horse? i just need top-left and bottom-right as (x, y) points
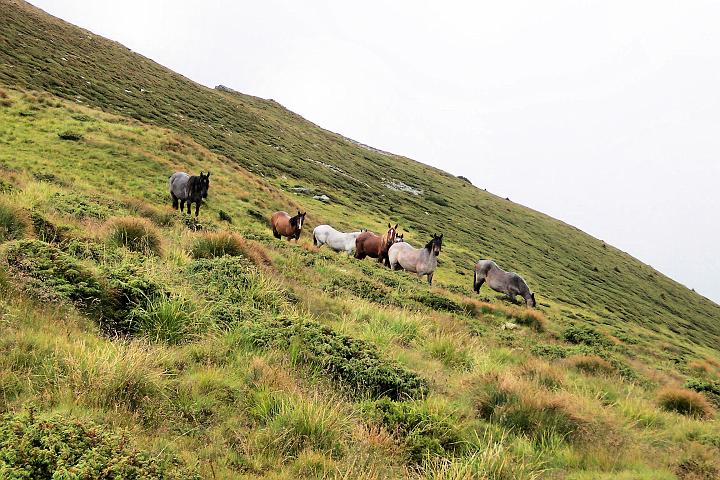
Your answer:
(271, 210), (306, 241)
(388, 233), (443, 284)
(169, 171), (210, 217)
(473, 260), (536, 307)
(313, 225), (366, 254)
(354, 223), (398, 266)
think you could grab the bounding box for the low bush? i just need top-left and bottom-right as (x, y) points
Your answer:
(518, 359), (564, 390)
(58, 131), (83, 141)
(684, 378), (720, 407)
(566, 355), (615, 376)
(107, 217), (162, 255)
(2, 240), (163, 335)
(412, 291), (470, 315)
(2, 239), (108, 308)
(0, 410), (199, 478)
(366, 398), (466, 464)
(323, 273), (393, 305)
(657, 387), (714, 418)
(30, 211), (71, 244)
(474, 374), (593, 442)
(0, 200), (30, 242)
(241, 315), (428, 400)
(50, 191), (110, 219)
(530, 343), (569, 360)
(562, 324), (611, 347)
(218, 209), (233, 223)
(189, 257), (285, 313)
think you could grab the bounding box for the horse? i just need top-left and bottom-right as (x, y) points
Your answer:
(313, 225), (366, 254)
(169, 171), (210, 217)
(473, 260), (536, 307)
(388, 233), (443, 284)
(271, 210), (306, 241)
(394, 233), (405, 243)
(354, 223), (398, 267)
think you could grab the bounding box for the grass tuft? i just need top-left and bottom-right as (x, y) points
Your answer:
(0, 199), (30, 242)
(566, 355), (615, 376)
(106, 216), (162, 255)
(657, 387), (714, 418)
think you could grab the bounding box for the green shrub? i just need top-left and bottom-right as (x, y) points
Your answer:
(562, 324), (611, 347)
(0, 200), (30, 242)
(189, 257), (286, 313)
(218, 209), (233, 223)
(190, 231), (245, 259)
(412, 291), (469, 315)
(129, 295), (206, 344)
(107, 217), (162, 255)
(241, 315), (428, 400)
(685, 378), (720, 407)
(0, 410), (199, 479)
(58, 131), (83, 141)
(531, 344), (569, 360)
(323, 273), (393, 305)
(1, 240), (162, 335)
(2, 239), (108, 308)
(367, 399), (466, 464)
(51, 192), (110, 219)
(658, 387), (715, 418)
(30, 211), (71, 244)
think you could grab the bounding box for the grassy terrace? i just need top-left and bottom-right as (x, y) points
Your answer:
(0, 1), (719, 478)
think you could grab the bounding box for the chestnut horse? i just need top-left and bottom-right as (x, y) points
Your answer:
(271, 210), (306, 241)
(354, 223), (398, 267)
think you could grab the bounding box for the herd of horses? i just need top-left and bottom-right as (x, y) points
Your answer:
(169, 171), (537, 308)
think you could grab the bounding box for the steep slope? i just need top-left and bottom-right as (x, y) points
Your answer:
(1, 1), (720, 478)
(2, 0), (718, 357)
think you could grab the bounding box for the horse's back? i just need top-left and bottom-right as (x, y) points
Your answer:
(169, 171), (190, 195)
(271, 211), (290, 224)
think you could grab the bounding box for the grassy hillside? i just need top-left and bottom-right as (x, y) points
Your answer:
(0, 1), (719, 478)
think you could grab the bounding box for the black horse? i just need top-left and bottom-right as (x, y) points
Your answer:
(168, 171), (210, 217)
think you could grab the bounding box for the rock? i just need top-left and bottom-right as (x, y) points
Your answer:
(313, 194), (330, 202)
(501, 322), (517, 330)
(290, 186), (311, 194)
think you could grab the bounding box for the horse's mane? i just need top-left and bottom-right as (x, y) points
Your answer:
(186, 175), (200, 197)
(289, 212), (304, 228)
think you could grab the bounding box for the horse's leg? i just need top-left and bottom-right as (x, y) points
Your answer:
(427, 272), (434, 285)
(272, 228), (281, 239)
(171, 192), (179, 210)
(180, 199), (186, 213)
(195, 201), (200, 218)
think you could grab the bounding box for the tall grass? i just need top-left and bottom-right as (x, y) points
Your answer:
(129, 295), (208, 345)
(0, 199), (30, 242)
(106, 216), (162, 255)
(657, 387), (714, 419)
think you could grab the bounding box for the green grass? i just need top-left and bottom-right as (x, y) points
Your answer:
(0, 5), (718, 477)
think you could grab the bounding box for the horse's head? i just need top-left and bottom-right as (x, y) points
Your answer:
(528, 293), (537, 308)
(395, 233), (404, 243)
(198, 171), (210, 199)
(385, 223), (398, 247)
(425, 233), (443, 256)
(291, 211), (306, 231)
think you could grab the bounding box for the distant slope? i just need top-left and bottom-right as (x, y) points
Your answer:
(1, 0), (718, 354)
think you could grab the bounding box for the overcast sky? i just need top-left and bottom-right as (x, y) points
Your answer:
(31, 1), (720, 304)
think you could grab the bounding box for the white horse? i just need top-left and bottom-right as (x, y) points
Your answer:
(313, 224), (366, 254)
(388, 234), (443, 284)
(473, 260), (536, 307)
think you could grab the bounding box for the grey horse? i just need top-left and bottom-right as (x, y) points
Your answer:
(473, 260), (536, 307)
(169, 171), (210, 217)
(388, 234), (443, 284)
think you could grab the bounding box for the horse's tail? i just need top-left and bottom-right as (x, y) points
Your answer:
(313, 233), (318, 246)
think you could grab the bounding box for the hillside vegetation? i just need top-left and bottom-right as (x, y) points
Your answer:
(0, 1), (719, 478)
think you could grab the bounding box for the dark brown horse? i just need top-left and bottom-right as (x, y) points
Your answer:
(271, 210), (306, 241)
(354, 223), (398, 267)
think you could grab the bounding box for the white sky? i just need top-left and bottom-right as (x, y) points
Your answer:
(31, 1), (720, 304)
